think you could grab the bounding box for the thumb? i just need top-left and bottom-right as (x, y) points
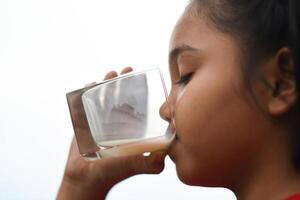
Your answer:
(128, 150), (167, 175)
(93, 151), (167, 185)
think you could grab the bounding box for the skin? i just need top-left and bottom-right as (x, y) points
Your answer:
(57, 3), (300, 200)
(57, 67), (167, 200)
(164, 4), (300, 199)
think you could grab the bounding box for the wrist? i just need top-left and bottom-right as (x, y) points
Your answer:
(57, 175), (111, 200)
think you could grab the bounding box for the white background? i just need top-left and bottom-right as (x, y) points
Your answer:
(0, 0), (237, 199)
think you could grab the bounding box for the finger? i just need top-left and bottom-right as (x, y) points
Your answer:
(129, 150), (167, 175)
(124, 151), (167, 178)
(84, 82), (97, 88)
(120, 66), (133, 75)
(94, 150), (167, 184)
(104, 71), (118, 80)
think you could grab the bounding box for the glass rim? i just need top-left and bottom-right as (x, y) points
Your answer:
(96, 67), (163, 85)
(66, 67), (165, 95)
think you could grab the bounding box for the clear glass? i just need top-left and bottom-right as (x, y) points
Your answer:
(66, 68), (175, 160)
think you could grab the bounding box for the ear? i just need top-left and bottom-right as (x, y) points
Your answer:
(267, 47), (298, 116)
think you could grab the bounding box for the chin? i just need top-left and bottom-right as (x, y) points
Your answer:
(176, 165), (223, 187)
(176, 169), (197, 186)
(174, 155), (225, 187)
(169, 141), (223, 186)
(174, 162), (203, 186)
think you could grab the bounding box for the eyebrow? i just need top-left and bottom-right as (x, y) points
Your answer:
(169, 44), (200, 64)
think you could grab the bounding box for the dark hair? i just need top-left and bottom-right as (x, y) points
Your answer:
(193, 0), (300, 170)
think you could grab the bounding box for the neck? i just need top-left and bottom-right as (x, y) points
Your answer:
(232, 128), (300, 200)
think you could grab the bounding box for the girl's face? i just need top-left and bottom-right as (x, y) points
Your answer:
(162, 6), (270, 187)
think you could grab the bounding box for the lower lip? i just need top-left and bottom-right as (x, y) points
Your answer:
(168, 138), (178, 160)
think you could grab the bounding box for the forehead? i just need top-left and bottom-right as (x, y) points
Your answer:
(169, 5), (239, 58)
(169, 4), (210, 50)
(170, 4), (206, 49)
(168, 5), (243, 80)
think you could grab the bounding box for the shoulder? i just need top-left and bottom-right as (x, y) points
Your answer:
(285, 194), (300, 200)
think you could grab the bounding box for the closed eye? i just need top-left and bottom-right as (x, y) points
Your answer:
(175, 73), (193, 86)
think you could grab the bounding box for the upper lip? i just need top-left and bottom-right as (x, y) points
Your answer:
(169, 134), (178, 148)
(173, 130), (179, 140)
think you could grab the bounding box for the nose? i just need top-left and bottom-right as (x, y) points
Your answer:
(159, 101), (172, 123)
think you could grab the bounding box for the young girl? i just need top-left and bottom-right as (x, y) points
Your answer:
(57, 1), (300, 199)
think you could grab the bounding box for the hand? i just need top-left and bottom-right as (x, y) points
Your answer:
(57, 67), (167, 200)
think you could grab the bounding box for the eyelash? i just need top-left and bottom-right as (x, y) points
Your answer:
(175, 73), (193, 85)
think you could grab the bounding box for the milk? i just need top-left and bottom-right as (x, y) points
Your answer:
(96, 133), (175, 158)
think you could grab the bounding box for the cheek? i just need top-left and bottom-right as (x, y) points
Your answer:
(171, 69), (262, 186)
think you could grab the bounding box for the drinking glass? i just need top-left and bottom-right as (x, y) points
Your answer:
(66, 68), (175, 160)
